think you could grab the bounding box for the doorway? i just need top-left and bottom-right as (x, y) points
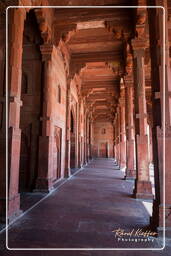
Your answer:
(19, 10), (43, 192)
(99, 142), (108, 158)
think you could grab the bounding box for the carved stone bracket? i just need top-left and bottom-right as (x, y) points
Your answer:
(135, 2), (147, 39)
(34, 8), (52, 44)
(53, 24), (77, 47)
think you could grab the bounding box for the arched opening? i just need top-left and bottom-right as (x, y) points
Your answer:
(70, 110), (76, 168)
(19, 10), (43, 194)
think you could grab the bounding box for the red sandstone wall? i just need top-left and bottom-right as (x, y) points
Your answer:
(92, 121), (113, 158)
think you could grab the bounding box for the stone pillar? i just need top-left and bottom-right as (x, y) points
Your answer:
(113, 122), (116, 159)
(77, 98), (81, 168)
(7, 8), (26, 220)
(147, 118), (153, 165)
(82, 104), (86, 164)
(86, 116), (89, 163)
(119, 84), (127, 169)
(124, 76), (136, 179)
(115, 108), (121, 166)
(89, 120), (93, 160)
(0, 15), (6, 222)
(35, 44), (55, 192)
(148, 2), (171, 234)
(113, 118), (117, 161)
(114, 125), (117, 160)
(64, 79), (71, 177)
(91, 120), (94, 159)
(115, 112), (118, 164)
(132, 39), (153, 200)
(159, 4), (171, 233)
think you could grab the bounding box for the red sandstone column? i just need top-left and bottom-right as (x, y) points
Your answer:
(77, 98), (81, 168)
(83, 111), (88, 164)
(119, 83), (127, 169)
(36, 44), (55, 191)
(124, 76), (136, 179)
(115, 111), (118, 164)
(159, 4), (171, 232)
(0, 15), (6, 222)
(64, 79), (71, 177)
(8, 8), (26, 220)
(113, 122), (115, 159)
(86, 116), (89, 163)
(113, 119), (117, 161)
(148, 121), (153, 165)
(148, 3), (171, 234)
(132, 39), (153, 200)
(87, 118), (91, 161)
(89, 120), (93, 160)
(116, 107), (121, 166)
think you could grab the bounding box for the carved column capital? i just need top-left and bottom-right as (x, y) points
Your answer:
(124, 74), (134, 87)
(131, 39), (147, 57)
(40, 44), (54, 62)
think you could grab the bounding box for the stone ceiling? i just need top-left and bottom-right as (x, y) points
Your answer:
(52, 6), (134, 121)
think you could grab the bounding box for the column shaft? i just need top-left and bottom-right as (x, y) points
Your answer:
(64, 80), (71, 177)
(125, 77), (136, 179)
(119, 86), (126, 169)
(36, 49), (55, 191)
(8, 8), (26, 220)
(132, 41), (153, 200)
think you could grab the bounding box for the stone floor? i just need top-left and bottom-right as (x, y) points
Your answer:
(0, 158), (170, 256)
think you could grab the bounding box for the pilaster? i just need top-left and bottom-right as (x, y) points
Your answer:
(36, 44), (55, 192)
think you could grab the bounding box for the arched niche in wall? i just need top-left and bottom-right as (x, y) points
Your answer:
(19, 9), (43, 194)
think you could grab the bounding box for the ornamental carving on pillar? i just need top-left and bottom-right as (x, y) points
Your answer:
(135, 1), (147, 39)
(124, 43), (134, 75)
(131, 38), (147, 53)
(40, 44), (54, 62)
(34, 8), (52, 44)
(124, 74), (133, 87)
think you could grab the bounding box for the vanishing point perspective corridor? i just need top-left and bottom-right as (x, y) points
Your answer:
(0, 0), (171, 254)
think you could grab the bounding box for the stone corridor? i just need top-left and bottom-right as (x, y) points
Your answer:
(0, 159), (158, 249)
(1, 1), (171, 255)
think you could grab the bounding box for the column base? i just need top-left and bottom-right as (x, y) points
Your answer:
(134, 180), (154, 200)
(77, 164), (81, 169)
(35, 177), (54, 193)
(64, 167), (71, 178)
(124, 169), (136, 180)
(120, 141), (126, 169)
(8, 193), (23, 222)
(83, 160), (87, 165)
